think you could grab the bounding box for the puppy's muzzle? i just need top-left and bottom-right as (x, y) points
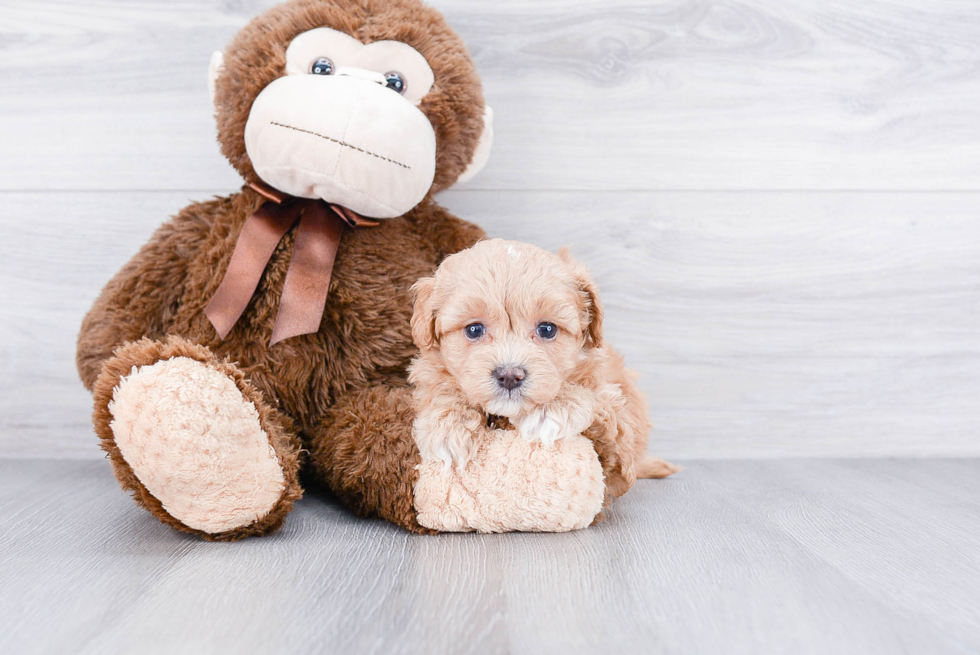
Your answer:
(493, 365), (526, 391)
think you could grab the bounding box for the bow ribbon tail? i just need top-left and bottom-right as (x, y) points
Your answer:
(269, 202), (345, 345)
(205, 200), (303, 340)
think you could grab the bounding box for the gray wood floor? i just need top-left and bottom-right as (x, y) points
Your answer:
(1, 458), (978, 655)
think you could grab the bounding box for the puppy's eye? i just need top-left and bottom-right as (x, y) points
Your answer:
(464, 323), (486, 340)
(310, 58), (334, 75)
(536, 322), (558, 340)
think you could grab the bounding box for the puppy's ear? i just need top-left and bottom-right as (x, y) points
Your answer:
(559, 247), (604, 348)
(579, 272), (605, 349)
(411, 276), (438, 351)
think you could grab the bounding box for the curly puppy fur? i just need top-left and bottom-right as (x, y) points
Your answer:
(77, 0), (487, 537)
(409, 239), (678, 499)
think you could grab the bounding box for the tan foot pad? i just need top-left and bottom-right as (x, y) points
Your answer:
(414, 430), (605, 533)
(108, 356), (286, 534)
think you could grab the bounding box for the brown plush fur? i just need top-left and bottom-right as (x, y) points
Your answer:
(78, 0), (486, 537)
(306, 386), (435, 534)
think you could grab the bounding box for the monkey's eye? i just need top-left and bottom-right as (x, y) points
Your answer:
(310, 58), (334, 75)
(536, 322), (558, 340)
(384, 71), (407, 94)
(464, 323), (485, 340)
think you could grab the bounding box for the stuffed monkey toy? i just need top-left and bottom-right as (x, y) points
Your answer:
(78, 0), (653, 540)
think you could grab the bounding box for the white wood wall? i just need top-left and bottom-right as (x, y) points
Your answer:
(1, 0), (979, 459)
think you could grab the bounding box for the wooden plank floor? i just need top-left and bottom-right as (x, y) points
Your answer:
(1, 458), (978, 654)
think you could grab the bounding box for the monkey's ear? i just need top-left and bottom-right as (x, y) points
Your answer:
(208, 51), (225, 108)
(455, 106), (494, 184)
(559, 247), (604, 348)
(411, 277), (438, 351)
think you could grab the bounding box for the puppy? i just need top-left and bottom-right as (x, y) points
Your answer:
(409, 239), (678, 498)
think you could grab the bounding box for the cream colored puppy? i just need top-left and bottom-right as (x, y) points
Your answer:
(409, 238), (677, 498)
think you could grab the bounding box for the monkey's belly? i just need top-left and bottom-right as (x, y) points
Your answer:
(413, 429), (605, 533)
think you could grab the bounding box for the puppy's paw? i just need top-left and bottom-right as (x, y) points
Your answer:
(517, 408), (564, 447)
(414, 407), (483, 469)
(422, 429), (477, 468)
(433, 443), (464, 470)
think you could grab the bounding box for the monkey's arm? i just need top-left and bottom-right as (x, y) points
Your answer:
(305, 384), (433, 534)
(76, 205), (212, 390)
(308, 383), (606, 534)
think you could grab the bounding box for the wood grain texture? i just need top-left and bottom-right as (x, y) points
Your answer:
(3, 190), (978, 459)
(1, 0), (980, 191)
(1, 458), (977, 654)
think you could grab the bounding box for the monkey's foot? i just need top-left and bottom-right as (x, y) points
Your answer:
(93, 337), (302, 540)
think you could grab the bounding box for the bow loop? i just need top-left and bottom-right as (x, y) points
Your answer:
(205, 183), (376, 345)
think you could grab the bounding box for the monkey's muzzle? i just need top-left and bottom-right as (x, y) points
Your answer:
(244, 74), (437, 219)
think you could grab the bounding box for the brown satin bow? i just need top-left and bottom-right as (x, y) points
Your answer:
(205, 181), (379, 345)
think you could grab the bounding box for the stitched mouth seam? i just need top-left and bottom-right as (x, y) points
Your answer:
(269, 121), (411, 170)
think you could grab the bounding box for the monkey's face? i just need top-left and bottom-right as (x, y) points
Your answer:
(244, 28), (437, 218)
(211, 0), (493, 220)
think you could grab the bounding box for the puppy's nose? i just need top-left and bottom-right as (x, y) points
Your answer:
(493, 365), (526, 391)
